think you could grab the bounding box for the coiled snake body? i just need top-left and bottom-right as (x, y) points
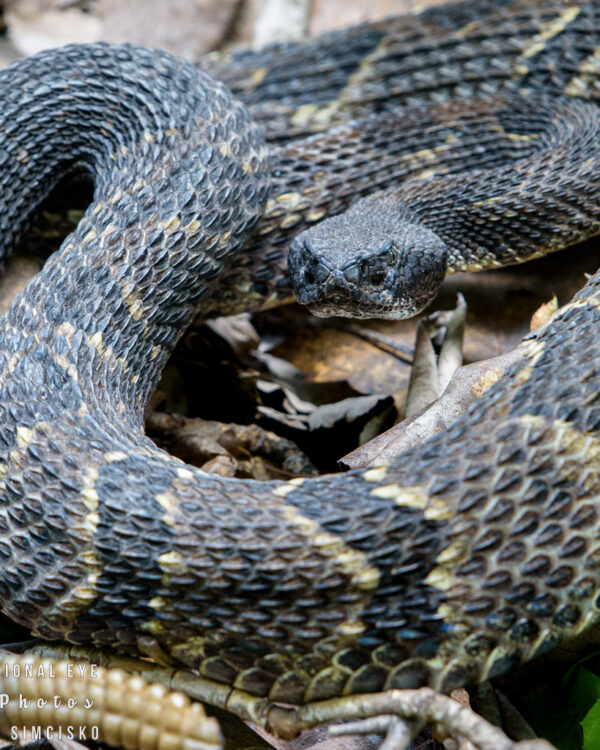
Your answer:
(1, 0), (600, 745)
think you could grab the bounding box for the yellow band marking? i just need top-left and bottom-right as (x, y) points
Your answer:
(273, 476), (306, 497)
(102, 224), (118, 238)
(424, 498), (453, 522)
(157, 550), (186, 572)
(129, 178), (144, 194)
(305, 208), (327, 223)
(16, 426), (34, 449)
(109, 188), (124, 205)
(80, 488), (99, 512)
(454, 20), (478, 39)
(160, 215), (181, 232)
(56, 322), (76, 338)
(81, 466), (100, 512)
(177, 467), (195, 481)
(507, 132), (537, 142)
(519, 415), (600, 489)
(88, 331), (103, 352)
(565, 47), (600, 97)
(280, 213), (302, 229)
(371, 482), (453, 521)
(53, 353), (79, 383)
(279, 504), (380, 592)
(185, 219), (201, 233)
(337, 621), (367, 636)
(275, 192), (301, 208)
(156, 491), (178, 527)
(122, 281), (146, 323)
(424, 568), (455, 591)
(522, 7), (580, 59)
(274, 483), (294, 498)
(363, 466), (388, 483)
(250, 67), (268, 86)
(219, 142), (232, 158)
(435, 540), (470, 566)
(105, 451), (129, 463)
(522, 336), (546, 365)
(370, 484), (428, 510)
(472, 195), (504, 208)
(48, 474), (104, 619)
(416, 166), (449, 180)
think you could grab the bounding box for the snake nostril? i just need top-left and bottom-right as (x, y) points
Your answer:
(371, 269), (387, 286)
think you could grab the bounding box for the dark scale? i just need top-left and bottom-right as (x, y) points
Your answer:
(0, 0), (599, 736)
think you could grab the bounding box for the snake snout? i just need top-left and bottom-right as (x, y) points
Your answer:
(289, 194), (450, 319)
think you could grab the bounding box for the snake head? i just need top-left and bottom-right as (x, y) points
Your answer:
(288, 193), (448, 319)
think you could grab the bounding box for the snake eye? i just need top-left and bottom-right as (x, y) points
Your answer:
(384, 247), (398, 265)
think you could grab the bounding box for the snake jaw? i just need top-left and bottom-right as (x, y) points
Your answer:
(288, 194), (449, 319)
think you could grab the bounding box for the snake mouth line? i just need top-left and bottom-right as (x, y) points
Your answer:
(305, 296), (420, 320)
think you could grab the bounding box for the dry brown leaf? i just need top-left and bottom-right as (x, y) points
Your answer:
(529, 295), (558, 332)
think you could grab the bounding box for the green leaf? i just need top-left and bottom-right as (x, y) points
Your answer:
(571, 668), (600, 718)
(524, 680), (583, 750)
(582, 700), (600, 749)
(520, 652), (600, 749)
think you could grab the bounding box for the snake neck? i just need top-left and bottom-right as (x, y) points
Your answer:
(0, 44), (269, 417)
